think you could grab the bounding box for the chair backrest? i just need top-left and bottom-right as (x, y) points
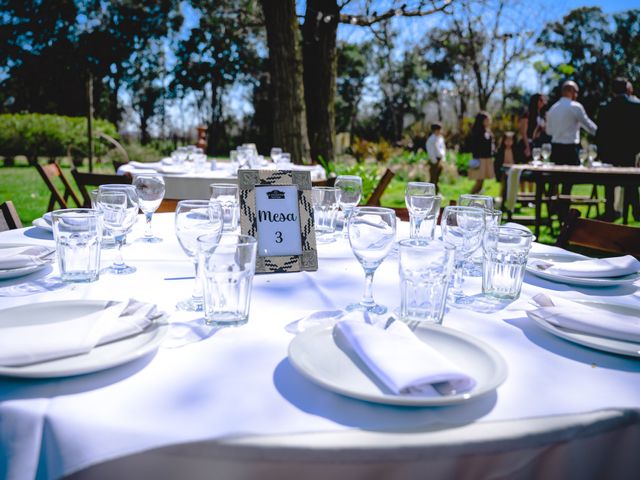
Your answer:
(71, 168), (132, 208)
(365, 169), (395, 206)
(556, 209), (640, 259)
(34, 162), (82, 211)
(0, 201), (22, 231)
(311, 176), (337, 188)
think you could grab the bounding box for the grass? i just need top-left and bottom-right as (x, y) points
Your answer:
(1, 156), (637, 246)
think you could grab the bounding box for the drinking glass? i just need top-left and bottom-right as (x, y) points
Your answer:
(399, 239), (455, 324)
(482, 226), (533, 300)
(134, 174), (165, 243)
(210, 183), (239, 232)
(276, 152), (292, 166)
(312, 186), (339, 243)
(587, 144), (598, 164)
(198, 234), (257, 327)
(440, 206), (485, 300)
(175, 200), (224, 311)
(270, 147), (282, 163)
(335, 175), (362, 237)
(405, 182), (440, 240)
(459, 194), (494, 211)
(193, 152), (207, 173)
(51, 209), (102, 283)
(531, 147), (542, 164)
(347, 207), (397, 314)
(96, 185), (139, 274)
(541, 143), (552, 163)
(579, 148), (588, 166)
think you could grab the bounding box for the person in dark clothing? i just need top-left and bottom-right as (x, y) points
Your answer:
(597, 77), (640, 220)
(466, 111), (494, 195)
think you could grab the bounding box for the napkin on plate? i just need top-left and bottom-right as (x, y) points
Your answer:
(0, 299), (163, 367)
(129, 161), (162, 171)
(530, 255), (640, 278)
(333, 316), (476, 395)
(0, 246), (55, 270)
(527, 293), (640, 343)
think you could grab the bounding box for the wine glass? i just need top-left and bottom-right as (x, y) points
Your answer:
(579, 148), (588, 167)
(405, 182), (439, 240)
(347, 207), (396, 314)
(440, 206), (485, 301)
(588, 144), (598, 164)
(175, 200), (224, 311)
(335, 175), (363, 237)
(96, 185), (139, 274)
(541, 143), (552, 163)
(133, 174), (165, 243)
(270, 147), (282, 163)
(531, 147), (542, 165)
(459, 194), (494, 211)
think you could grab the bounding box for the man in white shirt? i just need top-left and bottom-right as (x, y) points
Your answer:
(425, 122), (446, 193)
(546, 80), (597, 165)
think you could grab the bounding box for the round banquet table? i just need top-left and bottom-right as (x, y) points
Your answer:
(0, 214), (639, 480)
(117, 161), (327, 200)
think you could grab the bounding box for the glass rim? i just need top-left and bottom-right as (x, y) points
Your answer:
(443, 205), (485, 214)
(312, 186), (339, 191)
(196, 233), (256, 247)
(98, 184), (136, 191)
(398, 238), (454, 250)
(487, 226), (534, 238)
(51, 208), (101, 218)
(335, 174), (362, 181)
(352, 206), (396, 215)
(177, 199), (218, 206)
(133, 173), (164, 180)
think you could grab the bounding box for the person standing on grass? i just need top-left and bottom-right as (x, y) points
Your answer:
(425, 122), (446, 194)
(466, 111), (494, 195)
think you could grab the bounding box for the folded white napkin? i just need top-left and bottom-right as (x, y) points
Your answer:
(333, 316), (475, 395)
(0, 299), (162, 367)
(129, 161), (162, 171)
(531, 255), (640, 278)
(527, 293), (640, 343)
(0, 246), (54, 270)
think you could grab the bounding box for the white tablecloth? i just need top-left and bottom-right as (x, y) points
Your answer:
(118, 161), (327, 200)
(1, 215), (639, 479)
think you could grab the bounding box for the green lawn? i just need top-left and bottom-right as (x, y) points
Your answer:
(1, 157), (637, 246)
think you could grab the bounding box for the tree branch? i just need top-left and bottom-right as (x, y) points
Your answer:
(339, 0), (453, 27)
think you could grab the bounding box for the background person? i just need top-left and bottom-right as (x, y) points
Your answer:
(425, 122), (446, 193)
(466, 111), (494, 195)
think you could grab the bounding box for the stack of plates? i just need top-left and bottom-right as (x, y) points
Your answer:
(0, 243), (55, 280)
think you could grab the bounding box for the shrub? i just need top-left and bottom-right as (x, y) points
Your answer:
(0, 113), (117, 162)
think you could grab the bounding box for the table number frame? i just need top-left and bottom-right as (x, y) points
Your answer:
(238, 169), (318, 273)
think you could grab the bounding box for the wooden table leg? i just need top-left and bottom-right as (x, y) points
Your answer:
(535, 177), (543, 239)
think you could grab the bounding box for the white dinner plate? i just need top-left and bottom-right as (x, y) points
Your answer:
(32, 217), (53, 232)
(0, 243), (54, 280)
(528, 299), (640, 357)
(526, 253), (640, 287)
(0, 300), (168, 378)
(288, 324), (508, 406)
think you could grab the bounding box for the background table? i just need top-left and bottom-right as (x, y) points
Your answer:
(0, 214), (639, 479)
(118, 161), (327, 200)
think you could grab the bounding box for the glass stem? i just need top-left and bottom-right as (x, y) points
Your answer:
(114, 234), (126, 268)
(410, 216), (422, 238)
(452, 260), (465, 293)
(144, 212), (153, 237)
(361, 268), (376, 306)
(191, 260), (202, 301)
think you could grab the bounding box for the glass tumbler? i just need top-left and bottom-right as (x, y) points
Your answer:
(210, 183), (239, 232)
(482, 226), (533, 300)
(51, 209), (102, 283)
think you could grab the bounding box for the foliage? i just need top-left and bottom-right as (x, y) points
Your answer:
(335, 41), (372, 133)
(0, 114), (118, 160)
(348, 137), (398, 164)
(537, 7), (640, 118)
(318, 156), (381, 201)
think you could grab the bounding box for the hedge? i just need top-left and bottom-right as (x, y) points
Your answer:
(0, 113), (118, 160)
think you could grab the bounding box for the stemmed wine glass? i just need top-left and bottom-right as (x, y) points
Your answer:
(96, 185), (139, 274)
(335, 175), (363, 237)
(175, 200), (224, 311)
(587, 144), (598, 164)
(541, 143), (552, 163)
(347, 207), (396, 314)
(405, 182), (437, 239)
(440, 206), (485, 301)
(133, 174), (165, 243)
(531, 147), (542, 165)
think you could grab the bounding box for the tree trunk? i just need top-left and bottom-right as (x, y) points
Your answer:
(302, 0), (339, 164)
(260, 0), (310, 164)
(140, 114), (150, 145)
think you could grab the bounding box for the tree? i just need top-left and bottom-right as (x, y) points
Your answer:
(335, 41), (372, 133)
(171, 0), (262, 154)
(259, 0), (310, 163)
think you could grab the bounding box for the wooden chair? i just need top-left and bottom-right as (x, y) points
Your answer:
(71, 168), (132, 208)
(0, 201), (22, 231)
(556, 208), (640, 259)
(34, 162), (82, 212)
(365, 168), (395, 206)
(311, 176), (336, 188)
(112, 160), (128, 173)
(156, 199), (179, 213)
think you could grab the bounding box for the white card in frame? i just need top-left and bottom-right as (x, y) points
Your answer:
(238, 169), (318, 273)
